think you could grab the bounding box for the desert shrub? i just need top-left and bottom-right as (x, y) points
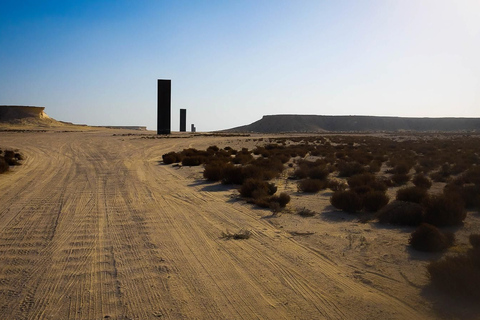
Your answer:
(221, 229), (251, 240)
(347, 173), (387, 192)
(368, 160), (382, 173)
(0, 157), (9, 174)
(386, 163), (411, 175)
(362, 191), (389, 212)
(298, 208), (316, 217)
(376, 201), (423, 226)
(207, 145), (219, 153)
(162, 152), (181, 164)
(276, 192), (291, 207)
(347, 173), (375, 188)
(337, 161), (365, 177)
(422, 193), (466, 227)
(330, 190), (362, 213)
(222, 165), (246, 185)
(391, 173), (410, 185)
(352, 185), (373, 195)
(297, 179), (328, 193)
(308, 167), (330, 180)
(409, 223), (455, 252)
(470, 234), (480, 249)
(427, 246), (480, 299)
(182, 156), (206, 166)
(261, 192), (291, 209)
(232, 153), (253, 164)
(328, 180), (347, 191)
(396, 186), (428, 204)
(239, 179), (277, 199)
(412, 173), (432, 189)
(445, 184), (480, 209)
(203, 162), (228, 181)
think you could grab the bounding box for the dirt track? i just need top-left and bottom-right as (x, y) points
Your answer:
(0, 130), (434, 319)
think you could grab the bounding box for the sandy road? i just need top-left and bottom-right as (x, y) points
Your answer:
(0, 130), (433, 319)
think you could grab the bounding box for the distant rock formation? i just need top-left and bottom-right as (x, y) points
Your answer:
(0, 105), (50, 121)
(226, 115), (480, 133)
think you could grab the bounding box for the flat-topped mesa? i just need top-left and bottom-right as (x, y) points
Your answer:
(0, 105), (50, 121)
(226, 114), (480, 133)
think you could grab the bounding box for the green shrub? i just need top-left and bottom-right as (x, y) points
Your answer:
(422, 193), (466, 227)
(396, 186), (429, 204)
(376, 201), (423, 226)
(409, 223), (454, 252)
(330, 190), (362, 213)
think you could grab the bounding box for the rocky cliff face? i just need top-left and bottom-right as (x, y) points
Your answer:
(0, 106), (49, 121)
(227, 115), (480, 133)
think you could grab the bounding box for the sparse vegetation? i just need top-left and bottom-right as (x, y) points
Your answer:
(221, 229), (251, 240)
(427, 233), (480, 299)
(0, 149), (24, 173)
(376, 201), (423, 226)
(409, 223), (454, 252)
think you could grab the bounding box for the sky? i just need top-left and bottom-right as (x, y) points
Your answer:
(1, 0), (479, 131)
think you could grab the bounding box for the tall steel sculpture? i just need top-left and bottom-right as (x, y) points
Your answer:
(180, 109), (186, 132)
(157, 79), (171, 134)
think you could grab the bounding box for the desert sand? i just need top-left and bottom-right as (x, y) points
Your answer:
(0, 127), (478, 319)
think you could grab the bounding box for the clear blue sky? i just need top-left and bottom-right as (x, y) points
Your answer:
(1, 1), (479, 131)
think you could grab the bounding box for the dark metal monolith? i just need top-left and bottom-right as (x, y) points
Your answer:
(157, 79), (171, 134)
(180, 109), (186, 132)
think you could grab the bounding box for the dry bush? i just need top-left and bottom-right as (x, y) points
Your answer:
(276, 192), (291, 207)
(386, 163), (411, 175)
(347, 173), (375, 188)
(362, 191), (389, 212)
(470, 234), (480, 249)
(412, 173), (432, 189)
(182, 156), (206, 166)
(297, 179), (328, 193)
(444, 184), (480, 209)
(348, 173), (387, 192)
(0, 157), (9, 174)
(409, 223), (455, 252)
(396, 186), (429, 204)
(221, 229), (251, 240)
(391, 173), (410, 185)
(203, 162), (229, 181)
(232, 153), (253, 164)
(297, 208), (317, 217)
(427, 241), (480, 299)
(330, 190), (362, 213)
(376, 200), (423, 226)
(337, 161), (366, 177)
(239, 179), (277, 199)
(328, 180), (347, 191)
(222, 165), (246, 185)
(422, 193), (466, 227)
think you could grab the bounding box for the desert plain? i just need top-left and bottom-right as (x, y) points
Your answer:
(1, 125), (479, 320)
